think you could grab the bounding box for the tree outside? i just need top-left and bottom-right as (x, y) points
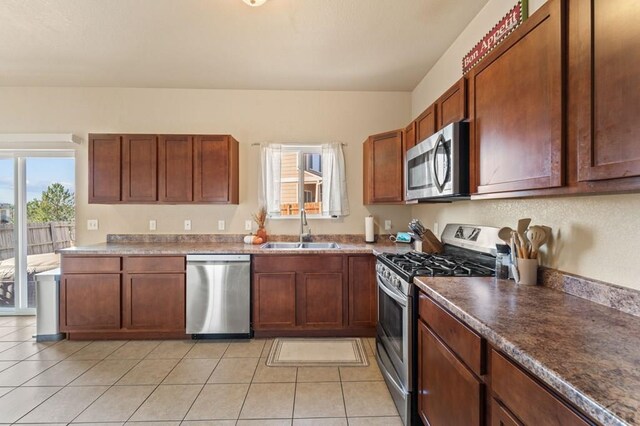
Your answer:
(26, 183), (75, 222)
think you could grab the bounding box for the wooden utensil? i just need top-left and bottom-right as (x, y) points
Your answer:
(526, 225), (548, 259)
(498, 227), (513, 245)
(518, 218), (532, 246)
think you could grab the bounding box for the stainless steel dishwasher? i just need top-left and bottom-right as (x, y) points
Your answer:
(186, 254), (251, 337)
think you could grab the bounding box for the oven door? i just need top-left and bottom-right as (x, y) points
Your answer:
(376, 272), (411, 388)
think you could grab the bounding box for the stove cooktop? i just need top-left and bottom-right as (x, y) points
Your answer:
(378, 247), (495, 282)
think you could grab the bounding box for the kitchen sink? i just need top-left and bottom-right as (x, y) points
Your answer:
(260, 242), (340, 250)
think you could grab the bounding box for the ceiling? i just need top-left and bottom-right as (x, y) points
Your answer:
(0, 0), (489, 91)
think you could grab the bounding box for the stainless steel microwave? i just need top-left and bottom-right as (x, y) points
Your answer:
(405, 121), (469, 201)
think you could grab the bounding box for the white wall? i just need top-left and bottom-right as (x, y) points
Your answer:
(0, 87), (413, 245)
(410, 0), (640, 291)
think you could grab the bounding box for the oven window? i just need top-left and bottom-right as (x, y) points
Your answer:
(378, 287), (404, 360)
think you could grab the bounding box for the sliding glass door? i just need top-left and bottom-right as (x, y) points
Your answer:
(0, 153), (75, 315)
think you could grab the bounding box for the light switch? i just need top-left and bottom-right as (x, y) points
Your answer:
(149, 220), (157, 231)
(87, 219), (99, 231)
(245, 220), (252, 231)
(384, 220), (392, 231)
(184, 220), (192, 231)
(218, 220), (225, 231)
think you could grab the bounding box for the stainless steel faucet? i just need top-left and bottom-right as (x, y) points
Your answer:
(299, 209), (311, 242)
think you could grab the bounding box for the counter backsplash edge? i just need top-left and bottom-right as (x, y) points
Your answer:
(106, 233), (393, 245)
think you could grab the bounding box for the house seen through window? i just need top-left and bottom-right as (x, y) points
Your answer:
(280, 148), (323, 217)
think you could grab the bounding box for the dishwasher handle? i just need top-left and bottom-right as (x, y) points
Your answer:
(187, 254), (250, 263)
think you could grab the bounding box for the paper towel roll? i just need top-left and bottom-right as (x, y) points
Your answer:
(365, 216), (375, 243)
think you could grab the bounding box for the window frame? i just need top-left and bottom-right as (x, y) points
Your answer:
(270, 145), (331, 220)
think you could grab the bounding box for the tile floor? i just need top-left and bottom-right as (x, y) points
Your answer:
(0, 316), (401, 425)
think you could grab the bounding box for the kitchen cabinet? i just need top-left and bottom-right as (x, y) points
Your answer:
(122, 256), (185, 332)
(490, 349), (590, 426)
(60, 255), (187, 339)
(436, 78), (467, 129)
(348, 255), (377, 328)
(417, 292), (484, 426)
(88, 134), (122, 203)
(60, 256), (122, 331)
(252, 254), (375, 336)
(491, 398), (522, 426)
(468, 0), (564, 194)
(194, 135), (239, 203)
(416, 104), (437, 143)
(88, 133), (239, 204)
(158, 135), (194, 202)
(404, 121), (417, 152)
(122, 134), (157, 202)
(573, 0), (640, 183)
(363, 130), (405, 204)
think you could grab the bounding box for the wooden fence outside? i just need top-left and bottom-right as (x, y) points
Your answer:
(0, 222), (75, 261)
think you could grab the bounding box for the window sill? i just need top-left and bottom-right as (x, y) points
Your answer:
(268, 215), (338, 220)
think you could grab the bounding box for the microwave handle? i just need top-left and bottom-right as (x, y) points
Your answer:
(432, 134), (449, 194)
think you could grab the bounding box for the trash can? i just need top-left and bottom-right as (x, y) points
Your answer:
(34, 268), (65, 342)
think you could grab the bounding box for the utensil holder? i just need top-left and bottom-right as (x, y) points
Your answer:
(516, 258), (539, 286)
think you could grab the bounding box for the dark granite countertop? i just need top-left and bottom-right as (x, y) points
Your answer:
(414, 276), (640, 426)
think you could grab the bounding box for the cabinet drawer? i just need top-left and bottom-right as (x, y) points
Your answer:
(253, 255), (343, 273)
(419, 293), (483, 376)
(62, 256), (121, 273)
(124, 256), (185, 273)
(491, 350), (591, 426)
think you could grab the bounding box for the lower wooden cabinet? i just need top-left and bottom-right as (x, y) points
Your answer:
(418, 319), (483, 426)
(60, 255), (186, 339)
(252, 254), (376, 336)
(60, 274), (121, 331)
(417, 290), (595, 426)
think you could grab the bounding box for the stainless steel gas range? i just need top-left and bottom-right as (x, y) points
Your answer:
(375, 223), (502, 425)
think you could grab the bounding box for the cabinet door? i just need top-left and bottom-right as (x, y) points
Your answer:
(123, 273), (185, 331)
(60, 274), (121, 331)
(418, 320), (482, 426)
(194, 135), (239, 203)
(297, 272), (344, 328)
(575, 0), (640, 182)
(89, 134), (122, 203)
(253, 272), (296, 329)
(416, 104), (437, 142)
(469, 0), (564, 194)
(363, 130), (404, 204)
(491, 398), (523, 426)
(348, 256), (377, 328)
(404, 121), (417, 152)
(158, 135), (193, 202)
(122, 134), (158, 202)
(437, 78), (467, 129)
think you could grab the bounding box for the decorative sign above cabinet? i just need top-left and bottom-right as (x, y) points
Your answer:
(462, 0), (528, 74)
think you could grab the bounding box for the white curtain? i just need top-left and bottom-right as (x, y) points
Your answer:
(259, 143), (282, 216)
(322, 143), (350, 217)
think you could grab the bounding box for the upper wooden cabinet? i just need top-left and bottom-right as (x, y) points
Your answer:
(158, 135), (194, 203)
(363, 130), (405, 204)
(88, 134), (122, 203)
(574, 0), (640, 183)
(416, 104), (437, 144)
(436, 78), (467, 129)
(194, 135), (239, 203)
(404, 121), (417, 152)
(89, 133), (239, 204)
(122, 134), (157, 202)
(469, 0), (565, 194)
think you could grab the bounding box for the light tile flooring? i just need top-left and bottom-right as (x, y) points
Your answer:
(0, 316), (401, 425)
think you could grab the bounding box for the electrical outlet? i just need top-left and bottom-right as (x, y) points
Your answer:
(433, 222), (439, 236)
(384, 220), (392, 231)
(218, 220), (225, 231)
(184, 220), (191, 231)
(87, 219), (99, 231)
(245, 220), (252, 231)
(149, 220), (157, 231)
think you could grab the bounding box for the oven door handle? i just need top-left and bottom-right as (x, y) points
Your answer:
(377, 276), (407, 307)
